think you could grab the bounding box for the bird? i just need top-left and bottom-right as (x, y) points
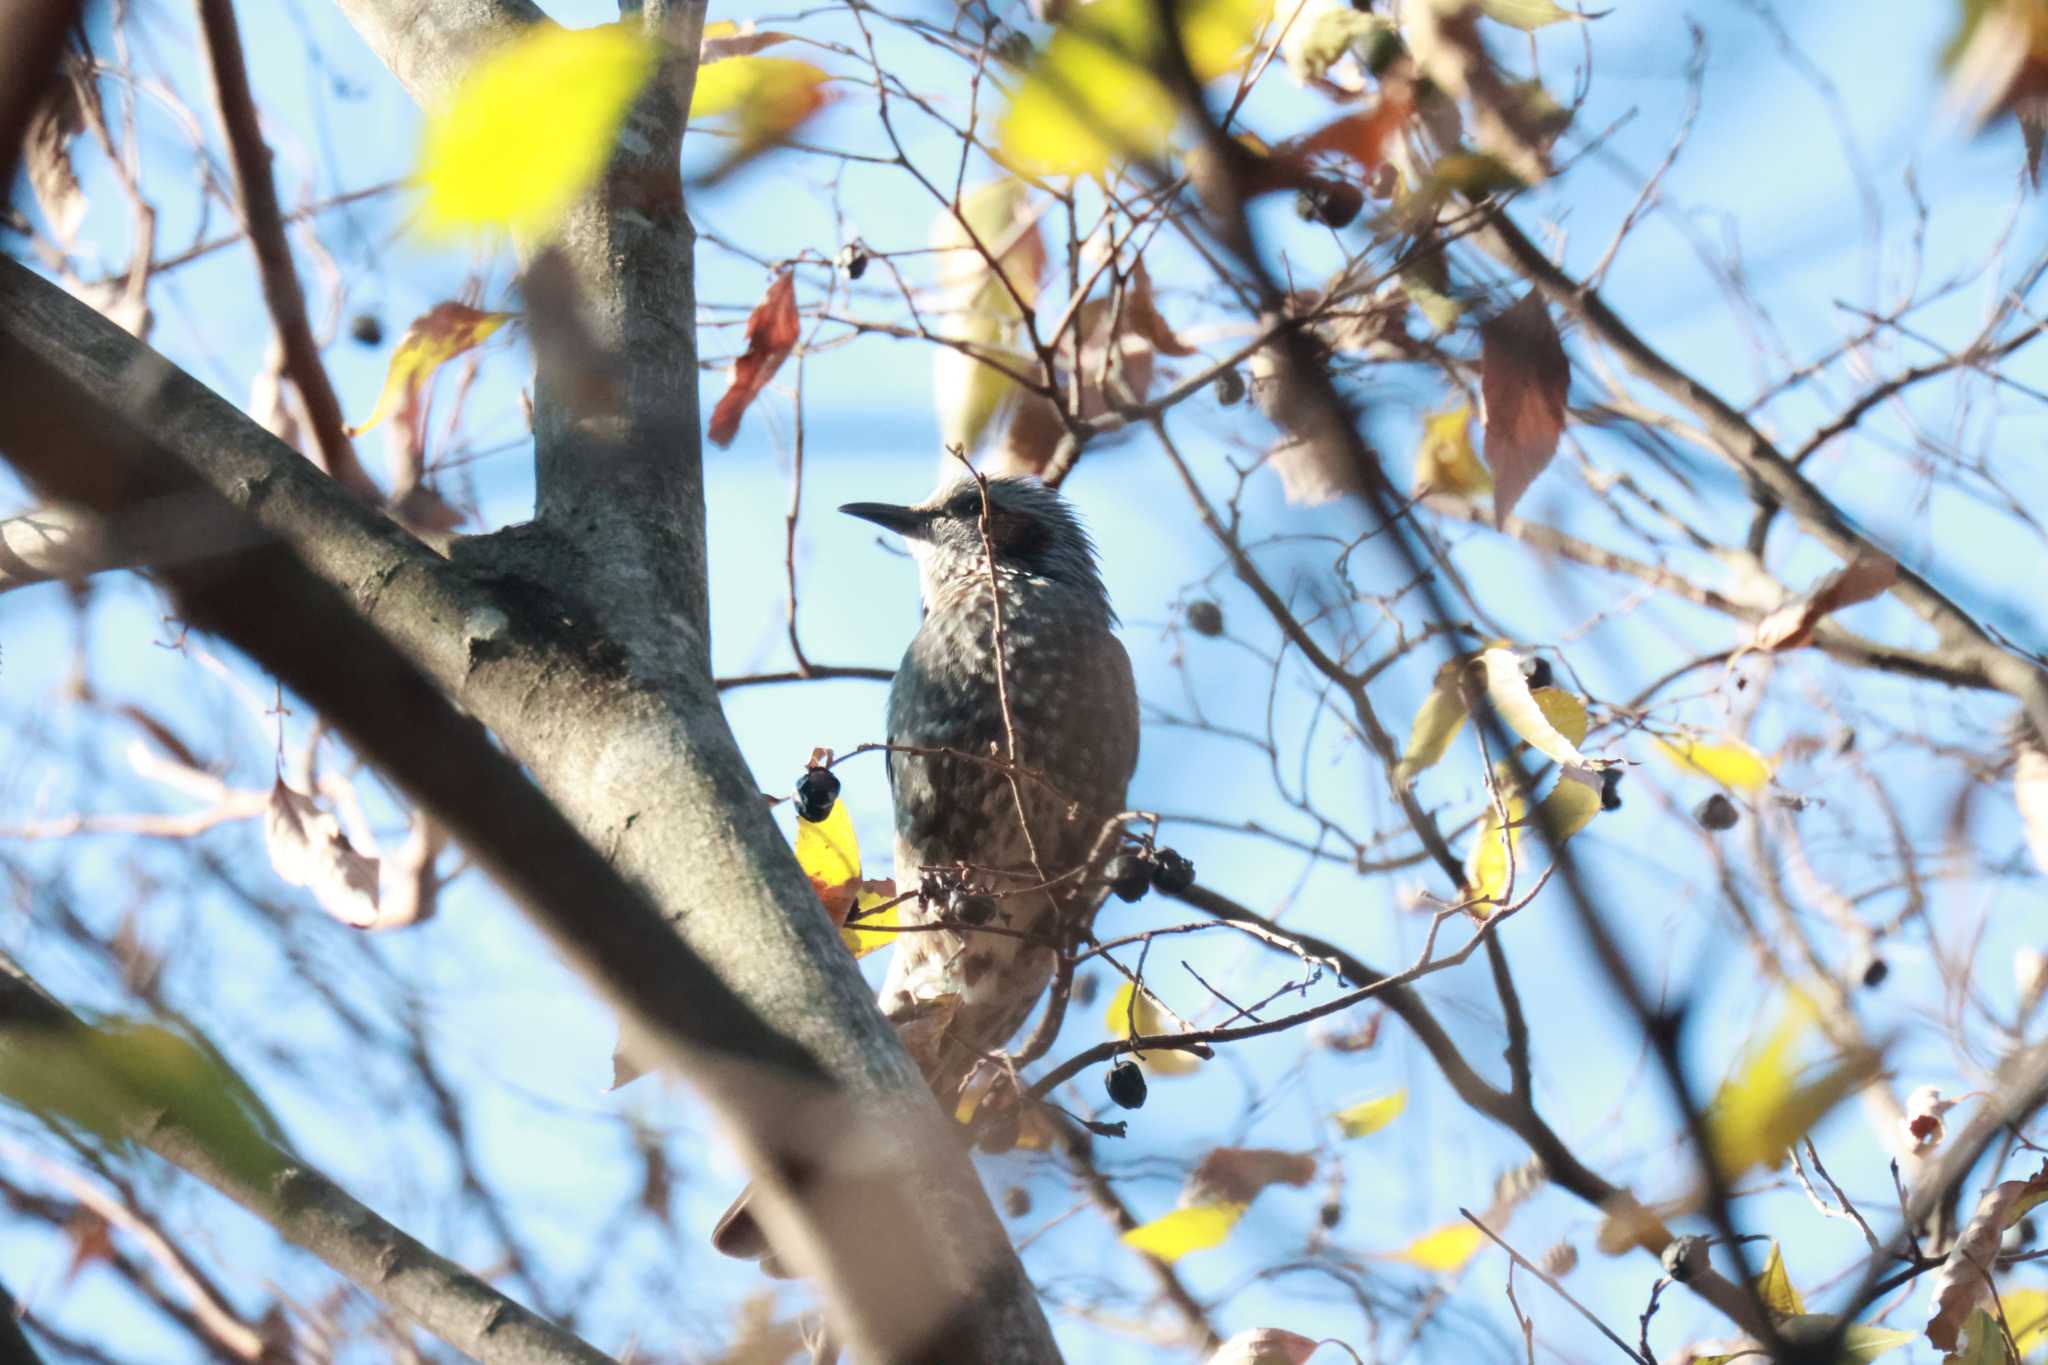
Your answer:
(712, 474), (1140, 1272)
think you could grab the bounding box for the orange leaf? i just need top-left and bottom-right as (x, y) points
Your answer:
(708, 271), (799, 448)
(1479, 290), (1568, 526)
(1296, 88), (1413, 171)
(348, 302), (513, 437)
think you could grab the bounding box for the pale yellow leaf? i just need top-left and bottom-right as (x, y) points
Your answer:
(1704, 993), (1871, 1177)
(1334, 1090), (1407, 1138)
(1413, 405), (1492, 497)
(1535, 766), (1602, 841)
(2003, 1287), (2048, 1355)
(1480, 0), (1590, 28)
(419, 23), (658, 236)
(1397, 1221), (1485, 1272)
(1394, 659), (1469, 783)
(999, 0), (1268, 176)
(1653, 733), (1772, 793)
(1122, 1202), (1246, 1261)
(1464, 768), (1528, 907)
(1106, 981), (1202, 1074)
(1754, 1241), (1805, 1317)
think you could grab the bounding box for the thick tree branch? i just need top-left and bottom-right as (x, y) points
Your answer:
(329, 0), (545, 108)
(0, 253), (1050, 1364)
(0, 958), (613, 1365)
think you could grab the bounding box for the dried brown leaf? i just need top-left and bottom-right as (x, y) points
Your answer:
(1187, 1148), (1317, 1206)
(1751, 550), (1898, 652)
(24, 52), (99, 243)
(1479, 290), (1568, 526)
(1926, 1160), (2048, 1351)
(263, 780), (380, 928)
(709, 270), (799, 448)
(700, 23), (798, 64)
(1204, 1328), (1320, 1365)
(2017, 741), (2048, 877)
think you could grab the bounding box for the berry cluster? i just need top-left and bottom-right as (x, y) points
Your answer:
(1101, 845), (1196, 903)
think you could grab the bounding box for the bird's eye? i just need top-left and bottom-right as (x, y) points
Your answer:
(947, 492), (983, 519)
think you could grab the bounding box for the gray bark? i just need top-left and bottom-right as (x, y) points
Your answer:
(0, 0), (1062, 1357)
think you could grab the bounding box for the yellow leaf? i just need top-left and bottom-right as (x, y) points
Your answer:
(840, 887), (898, 959)
(1394, 659), (1469, 783)
(1413, 406), (1492, 496)
(1334, 1090), (1407, 1138)
(1122, 1202), (1245, 1261)
(347, 303), (512, 436)
(1464, 769), (1528, 908)
(795, 791), (860, 886)
(1105, 981), (1201, 1075)
(999, 0), (1269, 176)
(1480, 0), (1586, 28)
(1705, 993), (1871, 1177)
(419, 22), (658, 236)
(2004, 1287), (2048, 1355)
(791, 793), (898, 957)
(1397, 1221), (1485, 1271)
(1535, 767), (1602, 841)
(689, 55), (828, 131)
(1652, 733), (1772, 792)
(1754, 1241), (1805, 1317)
(1531, 687), (1589, 747)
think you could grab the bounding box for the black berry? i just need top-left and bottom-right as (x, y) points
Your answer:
(1319, 1200), (1342, 1228)
(1861, 956), (1889, 988)
(1185, 600), (1225, 637)
(1212, 368), (1246, 407)
(1295, 178), (1364, 229)
(794, 767), (840, 823)
(1105, 853), (1150, 903)
(1598, 768), (1624, 811)
(1519, 655), (1554, 691)
(836, 242), (868, 280)
(1105, 1059), (1147, 1110)
(1149, 848), (1195, 894)
(949, 890), (997, 926)
(1002, 1186), (1033, 1218)
(348, 313), (383, 346)
(1693, 793), (1739, 831)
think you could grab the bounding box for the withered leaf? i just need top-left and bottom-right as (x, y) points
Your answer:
(24, 49), (99, 243)
(1750, 550), (1897, 652)
(708, 270), (800, 448)
(263, 780), (380, 929)
(1203, 1328), (1320, 1365)
(1479, 290), (1568, 527)
(1926, 1161), (2048, 1351)
(1187, 1147), (1316, 1206)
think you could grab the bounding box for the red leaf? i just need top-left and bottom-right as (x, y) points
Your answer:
(1479, 290), (1568, 527)
(708, 270), (799, 448)
(1296, 88), (1414, 172)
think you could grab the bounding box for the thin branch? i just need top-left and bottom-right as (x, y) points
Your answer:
(193, 0), (380, 500)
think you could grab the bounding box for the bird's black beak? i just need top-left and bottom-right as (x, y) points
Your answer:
(839, 501), (932, 539)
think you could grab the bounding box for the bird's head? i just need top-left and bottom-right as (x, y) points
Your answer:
(841, 475), (1109, 616)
